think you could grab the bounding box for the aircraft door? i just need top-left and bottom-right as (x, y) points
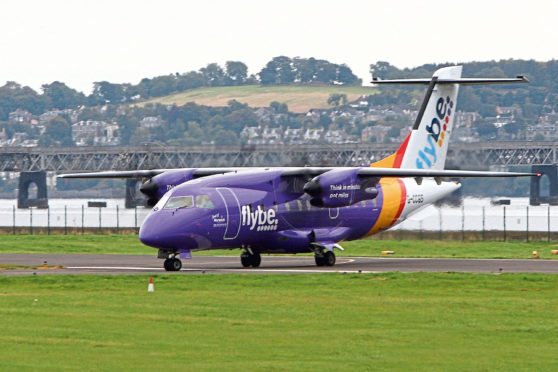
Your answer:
(216, 188), (241, 240)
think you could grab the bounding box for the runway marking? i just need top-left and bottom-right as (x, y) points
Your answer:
(68, 266), (189, 271)
(212, 268), (377, 274)
(66, 266), (375, 274)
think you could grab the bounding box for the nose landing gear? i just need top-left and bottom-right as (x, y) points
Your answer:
(158, 250), (182, 271)
(164, 257), (182, 271)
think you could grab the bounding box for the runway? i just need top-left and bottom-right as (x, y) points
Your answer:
(2, 254), (558, 275)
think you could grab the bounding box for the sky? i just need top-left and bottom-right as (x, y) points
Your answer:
(1, 0), (557, 94)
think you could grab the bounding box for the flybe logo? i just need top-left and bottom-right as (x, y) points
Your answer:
(241, 205), (278, 231)
(416, 96), (453, 169)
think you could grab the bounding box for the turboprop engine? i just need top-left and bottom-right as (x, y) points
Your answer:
(140, 169), (197, 206)
(303, 168), (379, 208)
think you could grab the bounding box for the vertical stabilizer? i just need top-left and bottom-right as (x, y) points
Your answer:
(399, 66), (462, 169)
(371, 66), (462, 170)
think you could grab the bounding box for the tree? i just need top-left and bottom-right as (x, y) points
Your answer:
(91, 81), (125, 104)
(337, 64), (361, 85)
(41, 116), (73, 146)
(42, 81), (86, 109)
(259, 56), (295, 85)
(214, 129), (238, 145)
(327, 93), (347, 107)
(270, 101), (288, 113)
(200, 63), (226, 86)
(225, 61), (248, 85)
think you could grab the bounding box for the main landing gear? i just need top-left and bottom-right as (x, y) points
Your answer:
(314, 250), (336, 267)
(240, 249), (261, 268)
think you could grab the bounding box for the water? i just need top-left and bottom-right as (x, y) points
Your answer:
(0, 199), (150, 229)
(0, 197), (556, 232)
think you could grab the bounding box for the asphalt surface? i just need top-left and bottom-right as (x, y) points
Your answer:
(2, 254), (558, 275)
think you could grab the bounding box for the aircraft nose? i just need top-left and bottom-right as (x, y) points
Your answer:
(139, 211), (200, 250)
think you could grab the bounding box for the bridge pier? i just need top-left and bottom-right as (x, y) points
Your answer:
(18, 171), (49, 209)
(530, 165), (558, 205)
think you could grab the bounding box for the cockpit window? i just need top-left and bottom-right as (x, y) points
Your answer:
(164, 196), (194, 209)
(196, 195), (214, 209)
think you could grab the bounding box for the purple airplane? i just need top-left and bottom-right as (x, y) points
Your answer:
(60, 66), (536, 271)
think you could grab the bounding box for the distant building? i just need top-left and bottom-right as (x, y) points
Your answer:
(140, 117), (163, 129)
(72, 120), (120, 146)
(9, 109), (34, 124)
(304, 128), (324, 142)
(525, 124), (558, 141)
(39, 109), (79, 125)
(361, 126), (390, 143)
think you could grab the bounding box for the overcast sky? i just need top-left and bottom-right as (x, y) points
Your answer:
(1, 0), (557, 93)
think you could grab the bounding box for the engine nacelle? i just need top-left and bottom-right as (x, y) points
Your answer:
(140, 169), (197, 206)
(303, 168), (378, 208)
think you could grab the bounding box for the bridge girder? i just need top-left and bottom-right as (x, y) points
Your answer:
(0, 142), (556, 172)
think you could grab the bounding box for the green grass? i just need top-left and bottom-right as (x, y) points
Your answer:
(134, 85), (377, 113)
(1, 235), (557, 259)
(1, 273), (557, 371)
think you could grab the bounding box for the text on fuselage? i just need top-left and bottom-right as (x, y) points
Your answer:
(241, 205), (278, 231)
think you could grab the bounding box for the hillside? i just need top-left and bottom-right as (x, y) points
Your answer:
(134, 85), (377, 113)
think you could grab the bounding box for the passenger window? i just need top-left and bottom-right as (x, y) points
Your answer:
(165, 196), (194, 209)
(196, 195), (215, 209)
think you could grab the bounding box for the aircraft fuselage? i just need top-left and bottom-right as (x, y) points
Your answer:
(139, 169), (460, 254)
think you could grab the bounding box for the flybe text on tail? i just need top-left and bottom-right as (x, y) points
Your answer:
(416, 96), (454, 169)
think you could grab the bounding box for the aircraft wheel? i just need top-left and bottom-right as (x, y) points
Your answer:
(164, 258), (182, 271)
(323, 251), (336, 266)
(250, 253), (261, 268)
(315, 255), (326, 267)
(240, 252), (261, 268)
(241, 253), (251, 268)
(164, 258), (172, 271)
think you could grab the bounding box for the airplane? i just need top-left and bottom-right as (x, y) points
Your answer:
(59, 66), (537, 271)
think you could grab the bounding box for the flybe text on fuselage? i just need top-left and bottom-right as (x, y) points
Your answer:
(241, 205), (278, 231)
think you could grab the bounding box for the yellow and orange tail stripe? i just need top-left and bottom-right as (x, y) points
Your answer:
(366, 178), (407, 236)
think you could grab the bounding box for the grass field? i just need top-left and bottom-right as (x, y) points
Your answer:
(1, 235), (558, 259)
(134, 85), (377, 113)
(1, 273), (557, 371)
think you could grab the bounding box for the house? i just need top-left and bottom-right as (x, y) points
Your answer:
(283, 127), (303, 144)
(39, 109), (79, 125)
(262, 127), (283, 144)
(140, 117), (163, 129)
(304, 128), (324, 142)
(525, 124), (558, 141)
(9, 109), (34, 124)
(72, 120), (120, 146)
(361, 126), (390, 143)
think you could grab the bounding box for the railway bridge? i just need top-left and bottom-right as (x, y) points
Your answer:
(2, 141), (557, 207)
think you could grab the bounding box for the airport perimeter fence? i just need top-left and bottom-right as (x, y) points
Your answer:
(0, 202), (557, 242)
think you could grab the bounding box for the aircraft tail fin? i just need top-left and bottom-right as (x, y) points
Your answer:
(370, 66), (528, 170)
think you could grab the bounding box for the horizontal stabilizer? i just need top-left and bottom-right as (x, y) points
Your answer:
(358, 167), (538, 178)
(371, 76), (528, 85)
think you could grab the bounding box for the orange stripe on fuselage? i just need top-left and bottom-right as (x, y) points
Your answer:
(365, 178), (407, 236)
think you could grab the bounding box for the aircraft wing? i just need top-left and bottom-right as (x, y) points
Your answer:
(57, 168), (240, 179)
